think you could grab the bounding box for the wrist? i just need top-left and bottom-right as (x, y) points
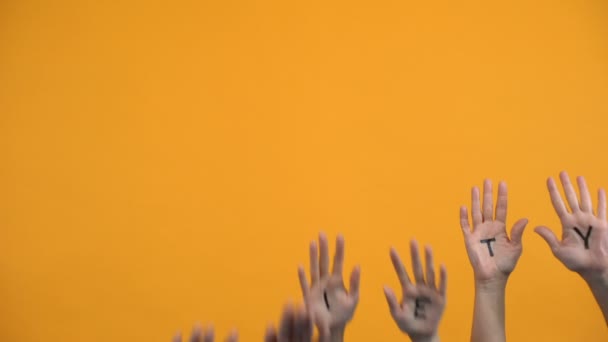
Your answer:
(329, 326), (345, 342)
(475, 277), (508, 292)
(581, 269), (608, 289)
(410, 333), (439, 342)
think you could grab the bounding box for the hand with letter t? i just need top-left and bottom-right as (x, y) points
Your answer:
(383, 240), (447, 342)
(459, 179), (528, 342)
(535, 171), (608, 325)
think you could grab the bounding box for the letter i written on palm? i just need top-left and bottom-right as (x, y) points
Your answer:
(297, 233), (361, 338)
(460, 180), (529, 283)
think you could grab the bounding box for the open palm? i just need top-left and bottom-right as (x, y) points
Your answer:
(535, 172), (608, 277)
(384, 241), (447, 341)
(298, 233), (361, 338)
(460, 180), (528, 282)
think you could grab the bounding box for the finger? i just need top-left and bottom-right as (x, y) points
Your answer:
(319, 233), (330, 277)
(301, 313), (313, 342)
(577, 176), (593, 213)
(424, 245), (436, 289)
(349, 265), (361, 299)
(383, 286), (401, 314)
(189, 324), (202, 342)
(410, 240), (425, 285)
(547, 177), (568, 218)
(459, 206), (471, 236)
(495, 181), (508, 223)
(298, 266), (310, 299)
(300, 307), (314, 342)
(309, 241), (319, 285)
(560, 171), (580, 213)
(301, 317), (313, 342)
(599, 188), (606, 221)
(278, 305), (295, 342)
(438, 264), (447, 297)
(224, 330), (238, 342)
(390, 247), (411, 294)
(471, 186), (483, 228)
(173, 332), (182, 342)
(483, 179), (494, 222)
(510, 218), (528, 245)
(332, 234), (345, 276)
(264, 325), (278, 342)
(291, 308), (304, 342)
(534, 226), (560, 252)
(294, 306), (312, 342)
(202, 326), (214, 342)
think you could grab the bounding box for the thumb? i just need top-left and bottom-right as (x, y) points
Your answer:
(510, 218), (529, 245)
(348, 265), (361, 299)
(534, 226), (560, 252)
(383, 286), (400, 314)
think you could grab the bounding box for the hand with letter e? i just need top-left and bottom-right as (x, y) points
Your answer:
(383, 240), (447, 342)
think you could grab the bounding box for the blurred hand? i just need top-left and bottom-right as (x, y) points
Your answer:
(298, 233), (361, 338)
(264, 303), (313, 342)
(173, 325), (237, 342)
(535, 172), (608, 281)
(384, 240), (446, 342)
(460, 180), (528, 284)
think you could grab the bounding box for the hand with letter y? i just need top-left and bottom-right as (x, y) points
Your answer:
(459, 179), (528, 342)
(535, 171), (608, 325)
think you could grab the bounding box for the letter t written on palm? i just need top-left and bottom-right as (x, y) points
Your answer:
(460, 180), (529, 284)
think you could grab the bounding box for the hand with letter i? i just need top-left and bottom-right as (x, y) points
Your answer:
(383, 241), (447, 342)
(459, 179), (528, 342)
(298, 233), (361, 342)
(535, 172), (608, 325)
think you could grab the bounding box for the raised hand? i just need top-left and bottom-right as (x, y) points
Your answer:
(264, 303), (313, 342)
(535, 172), (608, 324)
(460, 179), (528, 342)
(172, 325), (237, 342)
(298, 233), (361, 340)
(384, 241), (447, 342)
(535, 172), (608, 278)
(459, 180), (528, 283)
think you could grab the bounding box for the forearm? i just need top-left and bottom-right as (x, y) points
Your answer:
(471, 280), (507, 342)
(583, 271), (608, 325)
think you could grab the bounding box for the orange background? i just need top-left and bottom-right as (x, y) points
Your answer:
(1, 0), (608, 341)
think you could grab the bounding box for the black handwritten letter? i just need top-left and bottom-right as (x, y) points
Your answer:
(323, 291), (330, 309)
(480, 238), (497, 257)
(414, 297), (431, 319)
(573, 226), (592, 250)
